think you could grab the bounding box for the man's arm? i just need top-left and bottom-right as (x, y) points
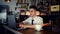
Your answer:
(43, 20), (51, 26)
(19, 24), (35, 28)
(19, 18), (51, 31)
(19, 22), (51, 29)
(19, 24), (42, 31)
(19, 17), (43, 31)
(19, 20), (51, 29)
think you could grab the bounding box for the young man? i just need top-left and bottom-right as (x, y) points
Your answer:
(19, 5), (51, 31)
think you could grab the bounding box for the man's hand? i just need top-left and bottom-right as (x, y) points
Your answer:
(19, 24), (28, 28)
(19, 24), (35, 29)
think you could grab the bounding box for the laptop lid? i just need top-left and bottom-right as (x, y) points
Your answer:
(7, 15), (17, 30)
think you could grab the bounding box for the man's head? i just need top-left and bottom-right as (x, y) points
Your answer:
(29, 5), (38, 17)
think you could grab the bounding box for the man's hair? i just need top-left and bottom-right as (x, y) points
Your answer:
(29, 5), (38, 11)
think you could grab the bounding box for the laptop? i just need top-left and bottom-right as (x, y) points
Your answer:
(7, 15), (18, 30)
(7, 15), (28, 31)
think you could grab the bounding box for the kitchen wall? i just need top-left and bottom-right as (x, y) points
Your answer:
(0, 0), (17, 11)
(0, 0), (32, 14)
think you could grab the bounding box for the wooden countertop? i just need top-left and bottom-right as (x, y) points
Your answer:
(3, 25), (59, 34)
(18, 29), (58, 34)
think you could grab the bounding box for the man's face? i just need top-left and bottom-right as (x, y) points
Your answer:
(29, 8), (36, 16)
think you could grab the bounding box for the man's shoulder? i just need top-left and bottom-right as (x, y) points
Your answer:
(27, 17), (32, 19)
(37, 16), (43, 19)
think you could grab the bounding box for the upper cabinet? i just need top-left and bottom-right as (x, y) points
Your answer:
(17, 0), (29, 3)
(16, 0), (30, 10)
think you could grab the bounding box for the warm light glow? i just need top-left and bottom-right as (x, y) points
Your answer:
(26, 11), (30, 16)
(36, 11), (40, 15)
(5, 0), (11, 3)
(7, 0), (10, 3)
(26, 11), (40, 16)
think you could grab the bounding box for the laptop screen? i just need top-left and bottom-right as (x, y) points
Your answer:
(7, 15), (17, 30)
